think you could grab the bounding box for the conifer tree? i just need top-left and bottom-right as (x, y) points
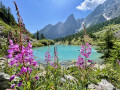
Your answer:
(0, 1), (17, 25)
(37, 30), (39, 40)
(40, 33), (45, 39)
(98, 29), (116, 63)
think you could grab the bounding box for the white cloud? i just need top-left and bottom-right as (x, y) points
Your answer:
(76, 0), (106, 11)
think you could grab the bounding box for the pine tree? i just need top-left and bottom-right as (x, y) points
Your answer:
(98, 29), (116, 63)
(7, 7), (12, 25)
(37, 30), (39, 40)
(40, 33), (45, 39)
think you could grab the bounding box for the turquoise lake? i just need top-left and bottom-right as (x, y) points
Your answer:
(32, 45), (103, 63)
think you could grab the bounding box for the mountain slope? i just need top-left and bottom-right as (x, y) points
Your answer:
(80, 0), (120, 30)
(38, 14), (84, 39)
(55, 16), (120, 42)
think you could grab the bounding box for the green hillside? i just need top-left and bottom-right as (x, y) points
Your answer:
(0, 20), (34, 38)
(94, 24), (120, 38)
(55, 17), (120, 45)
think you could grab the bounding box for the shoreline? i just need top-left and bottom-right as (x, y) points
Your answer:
(0, 57), (104, 71)
(37, 59), (103, 68)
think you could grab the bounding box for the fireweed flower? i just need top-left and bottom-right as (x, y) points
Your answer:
(53, 47), (58, 61)
(10, 39), (14, 45)
(21, 67), (27, 73)
(76, 43), (92, 68)
(7, 40), (38, 88)
(11, 84), (16, 89)
(76, 56), (84, 68)
(45, 51), (51, 63)
(7, 40), (20, 59)
(18, 81), (22, 87)
(51, 47), (58, 69)
(35, 76), (39, 80)
(51, 62), (57, 69)
(80, 43), (91, 58)
(88, 60), (92, 62)
(10, 75), (15, 81)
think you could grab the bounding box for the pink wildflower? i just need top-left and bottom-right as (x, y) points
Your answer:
(21, 67), (27, 73)
(11, 84), (16, 89)
(51, 62), (57, 69)
(76, 56), (84, 68)
(18, 81), (22, 87)
(45, 51), (51, 63)
(35, 76), (39, 80)
(10, 75), (15, 81)
(77, 43), (92, 68)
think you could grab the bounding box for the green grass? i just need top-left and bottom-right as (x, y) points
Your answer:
(94, 24), (120, 37)
(0, 20), (34, 38)
(0, 20), (12, 31)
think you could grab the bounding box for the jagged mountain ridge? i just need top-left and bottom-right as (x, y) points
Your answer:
(38, 14), (84, 39)
(80, 0), (120, 30)
(37, 0), (120, 39)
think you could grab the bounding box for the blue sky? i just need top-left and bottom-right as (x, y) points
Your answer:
(1, 0), (106, 33)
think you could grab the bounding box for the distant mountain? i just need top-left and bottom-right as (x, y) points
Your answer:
(55, 17), (120, 42)
(38, 14), (84, 39)
(36, 0), (120, 39)
(80, 0), (120, 30)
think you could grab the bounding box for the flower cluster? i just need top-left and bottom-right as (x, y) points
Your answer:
(8, 40), (38, 88)
(76, 43), (92, 68)
(45, 51), (51, 63)
(51, 47), (58, 69)
(80, 43), (91, 58)
(51, 62), (58, 69)
(45, 47), (58, 69)
(8, 40), (37, 67)
(7, 40), (19, 60)
(54, 47), (58, 60)
(76, 56), (84, 68)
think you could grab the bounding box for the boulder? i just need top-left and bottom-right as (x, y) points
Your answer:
(0, 72), (10, 89)
(88, 79), (115, 90)
(64, 75), (77, 83)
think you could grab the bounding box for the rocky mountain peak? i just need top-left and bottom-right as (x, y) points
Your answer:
(65, 14), (76, 24)
(36, 0), (120, 39)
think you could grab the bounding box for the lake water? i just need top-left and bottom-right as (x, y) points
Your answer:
(32, 45), (103, 63)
